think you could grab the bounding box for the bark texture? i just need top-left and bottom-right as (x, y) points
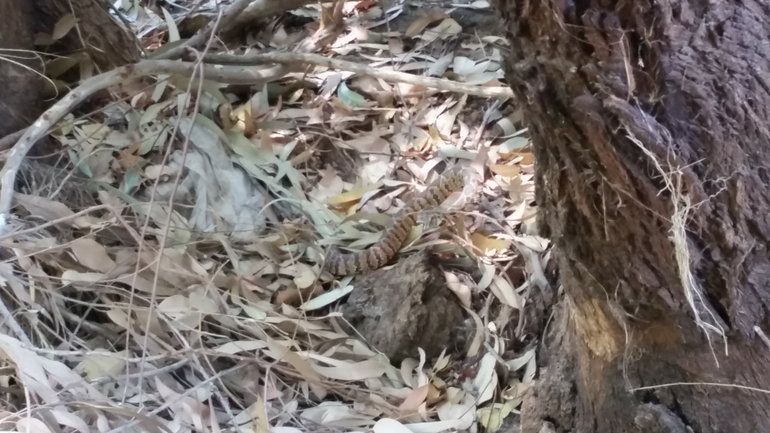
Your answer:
(490, 0), (770, 431)
(0, 0), (139, 137)
(36, 0), (141, 72)
(0, 0), (47, 137)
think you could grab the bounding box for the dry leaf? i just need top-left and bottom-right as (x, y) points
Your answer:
(310, 358), (388, 381)
(15, 194), (74, 221)
(74, 350), (128, 381)
(489, 164), (521, 178)
(489, 275), (523, 309)
(398, 384), (429, 413)
(444, 271), (471, 308)
(372, 418), (413, 433)
(404, 10), (448, 37)
(471, 233), (511, 254)
(51, 13), (77, 40)
(327, 184), (382, 206)
(473, 351), (498, 404)
(264, 337), (322, 382)
(70, 238), (116, 273)
(16, 417), (54, 433)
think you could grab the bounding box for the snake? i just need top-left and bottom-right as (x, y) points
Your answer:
(324, 173), (465, 276)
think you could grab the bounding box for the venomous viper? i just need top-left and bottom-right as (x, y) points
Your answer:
(324, 173), (465, 276)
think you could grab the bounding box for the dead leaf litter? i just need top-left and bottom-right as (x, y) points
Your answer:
(0, 0), (549, 432)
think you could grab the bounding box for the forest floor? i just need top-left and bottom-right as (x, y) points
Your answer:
(0, 0), (550, 432)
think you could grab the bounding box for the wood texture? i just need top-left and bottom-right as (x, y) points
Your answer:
(489, 0), (770, 430)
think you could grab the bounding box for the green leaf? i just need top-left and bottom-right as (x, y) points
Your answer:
(68, 149), (92, 178)
(122, 165), (142, 194)
(337, 82), (367, 108)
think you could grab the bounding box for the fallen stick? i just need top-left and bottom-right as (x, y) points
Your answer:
(201, 51), (515, 99)
(0, 59), (286, 233)
(0, 1), (351, 234)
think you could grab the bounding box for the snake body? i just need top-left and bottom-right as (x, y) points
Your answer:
(325, 173), (464, 276)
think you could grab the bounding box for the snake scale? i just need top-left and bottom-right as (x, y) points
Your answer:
(325, 173), (465, 276)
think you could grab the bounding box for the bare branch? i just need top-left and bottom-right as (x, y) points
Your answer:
(201, 51), (516, 99)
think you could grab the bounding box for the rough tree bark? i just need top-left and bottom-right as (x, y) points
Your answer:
(0, 0), (47, 138)
(0, 0), (139, 138)
(491, 0), (770, 431)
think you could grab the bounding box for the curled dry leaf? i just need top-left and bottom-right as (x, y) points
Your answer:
(477, 402), (515, 432)
(444, 271), (471, 309)
(398, 383), (430, 413)
(489, 163), (521, 178)
(300, 403), (369, 429)
(214, 340), (267, 355)
(470, 233), (511, 255)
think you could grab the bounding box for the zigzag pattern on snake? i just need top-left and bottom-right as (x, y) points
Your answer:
(325, 173), (464, 276)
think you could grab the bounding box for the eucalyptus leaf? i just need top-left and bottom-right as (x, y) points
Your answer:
(337, 82), (368, 108)
(500, 136), (530, 151)
(68, 149), (92, 178)
(121, 165), (142, 195)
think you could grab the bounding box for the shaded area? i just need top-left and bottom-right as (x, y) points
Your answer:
(0, 0), (139, 140)
(491, 0), (770, 430)
(342, 250), (468, 363)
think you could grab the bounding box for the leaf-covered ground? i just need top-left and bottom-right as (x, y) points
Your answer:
(0, 1), (548, 432)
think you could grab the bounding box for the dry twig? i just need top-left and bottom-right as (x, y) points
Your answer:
(202, 51), (515, 98)
(0, 60), (287, 230)
(0, 0), (352, 230)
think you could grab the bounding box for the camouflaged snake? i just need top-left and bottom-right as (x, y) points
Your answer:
(325, 173), (464, 276)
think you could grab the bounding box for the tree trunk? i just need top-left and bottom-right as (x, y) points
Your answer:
(0, 0), (47, 137)
(0, 0), (139, 137)
(491, 0), (770, 431)
(35, 0), (141, 72)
